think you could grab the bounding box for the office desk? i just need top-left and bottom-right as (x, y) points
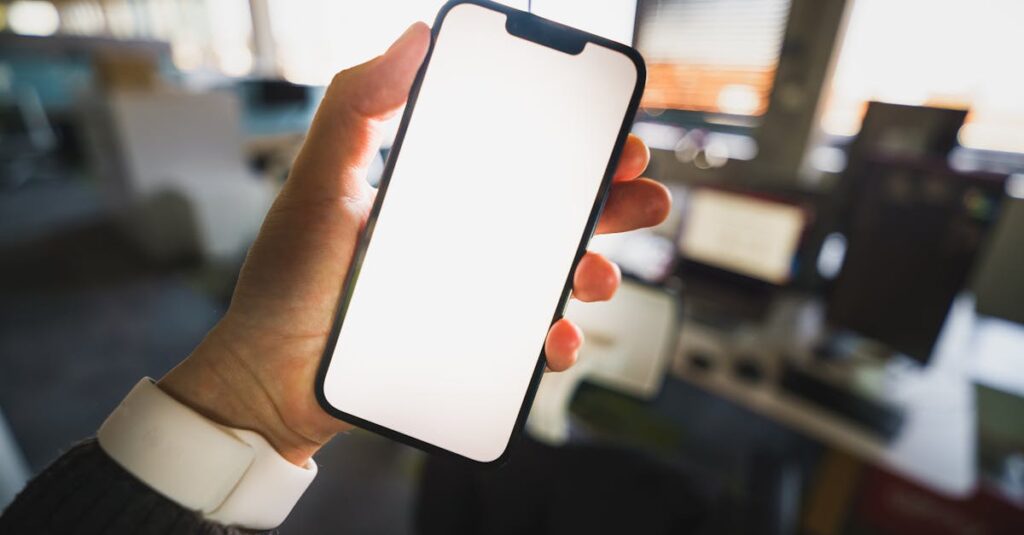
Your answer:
(670, 294), (1001, 498)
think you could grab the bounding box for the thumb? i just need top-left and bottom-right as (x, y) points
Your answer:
(284, 22), (431, 203)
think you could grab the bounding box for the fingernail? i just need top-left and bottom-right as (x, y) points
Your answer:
(388, 23), (423, 54)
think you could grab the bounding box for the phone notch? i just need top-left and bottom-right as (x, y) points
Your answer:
(504, 11), (586, 56)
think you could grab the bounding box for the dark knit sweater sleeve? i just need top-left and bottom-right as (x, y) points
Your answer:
(0, 439), (271, 535)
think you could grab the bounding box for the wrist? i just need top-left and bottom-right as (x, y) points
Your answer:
(159, 324), (332, 466)
(99, 378), (318, 529)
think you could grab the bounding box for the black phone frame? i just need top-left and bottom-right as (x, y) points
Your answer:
(315, 0), (647, 467)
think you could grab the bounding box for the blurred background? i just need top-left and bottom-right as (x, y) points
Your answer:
(1, 0), (1023, 533)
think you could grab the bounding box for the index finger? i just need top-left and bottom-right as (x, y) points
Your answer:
(612, 134), (650, 183)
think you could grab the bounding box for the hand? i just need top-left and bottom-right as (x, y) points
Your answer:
(159, 22), (671, 465)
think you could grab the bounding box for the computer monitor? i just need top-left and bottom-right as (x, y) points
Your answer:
(829, 102), (970, 260)
(826, 157), (1006, 362)
(972, 193), (1024, 326)
(678, 188), (808, 285)
(848, 102), (968, 163)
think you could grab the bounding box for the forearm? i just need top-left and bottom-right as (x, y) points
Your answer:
(0, 440), (266, 535)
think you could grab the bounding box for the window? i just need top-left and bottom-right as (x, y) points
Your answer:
(266, 0), (451, 85)
(820, 0), (1024, 154)
(54, 0), (253, 76)
(636, 0), (791, 117)
(265, 0), (633, 86)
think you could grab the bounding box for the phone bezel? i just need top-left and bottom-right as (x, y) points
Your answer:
(315, 0), (647, 466)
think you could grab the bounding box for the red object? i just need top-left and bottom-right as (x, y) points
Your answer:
(856, 467), (1024, 535)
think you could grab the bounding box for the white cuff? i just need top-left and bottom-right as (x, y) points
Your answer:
(97, 378), (317, 530)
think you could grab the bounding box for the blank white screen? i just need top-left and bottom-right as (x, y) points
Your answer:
(322, 3), (639, 463)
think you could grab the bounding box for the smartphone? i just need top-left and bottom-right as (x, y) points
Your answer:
(316, 0), (645, 465)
